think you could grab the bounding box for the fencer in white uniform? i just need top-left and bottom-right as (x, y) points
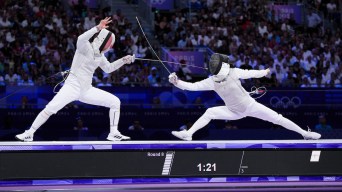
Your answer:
(16, 17), (133, 141)
(169, 53), (321, 141)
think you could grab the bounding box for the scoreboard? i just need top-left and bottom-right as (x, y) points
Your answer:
(1, 148), (342, 180)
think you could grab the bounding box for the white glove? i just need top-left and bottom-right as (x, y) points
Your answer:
(122, 55), (133, 64)
(265, 68), (271, 75)
(168, 72), (178, 85)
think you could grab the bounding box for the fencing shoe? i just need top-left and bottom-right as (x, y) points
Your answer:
(107, 131), (131, 141)
(303, 127), (321, 140)
(15, 131), (34, 142)
(172, 130), (192, 141)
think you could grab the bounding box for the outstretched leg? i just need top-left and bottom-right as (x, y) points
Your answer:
(79, 87), (130, 141)
(246, 101), (321, 139)
(16, 83), (80, 141)
(172, 106), (242, 140)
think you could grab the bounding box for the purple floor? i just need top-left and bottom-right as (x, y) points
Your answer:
(1, 140), (342, 191)
(1, 182), (342, 192)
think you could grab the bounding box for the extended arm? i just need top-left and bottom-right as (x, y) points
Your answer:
(169, 73), (214, 91)
(99, 55), (133, 73)
(234, 68), (270, 79)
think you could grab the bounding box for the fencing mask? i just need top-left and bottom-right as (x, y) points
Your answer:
(209, 53), (230, 82)
(91, 29), (115, 55)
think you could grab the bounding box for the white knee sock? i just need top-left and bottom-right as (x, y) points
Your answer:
(187, 114), (211, 136)
(277, 115), (307, 136)
(28, 110), (51, 134)
(110, 108), (120, 133)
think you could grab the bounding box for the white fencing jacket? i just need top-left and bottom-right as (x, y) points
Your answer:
(174, 68), (268, 113)
(67, 26), (125, 90)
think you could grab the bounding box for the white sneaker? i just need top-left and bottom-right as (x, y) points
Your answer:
(303, 127), (321, 140)
(107, 131), (131, 141)
(172, 130), (192, 141)
(15, 131), (34, 142)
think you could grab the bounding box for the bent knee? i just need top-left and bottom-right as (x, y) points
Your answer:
(203, 108), (215, 119)
(109, 97), (121, 109)
(273, 114), (283, 124)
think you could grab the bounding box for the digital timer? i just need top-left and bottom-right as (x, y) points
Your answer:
(168, 150), (242, 176)
(197, 163), (216, 172)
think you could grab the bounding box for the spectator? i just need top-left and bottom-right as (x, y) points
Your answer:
(153, 0), (341, 89)
(327, 72), (341, 87)
(121, 74), (130, 85)
(147, 67), (159, 86)
(281, 19), (294, 33)
(270, 73), (280, 87)
(0, 0), (148, 88)
(307, 70), (317, 86)
(326, 1), (337, 20)
(314, 75), (325, 88)
(301, 77), (311, 88)
(179, 120), (193, 131)
(314, 115), (332, 131)
(235, 54), (245, 68)
(73, 117), (89, 131)
(0, 15), (12, 28)
(35, 40), (46, 56)
(274, 64), (285, 83)
(151, 96), (161, 109)
(193, 97), (205, 109)
(18, 73), (34, 86)
(177, 34), (187, 48)
(223, 120), (238, 130)
(153, 76), (162, 87)
(283, 72), (296, 87)
(84, 12), (96, 30)
(306, 10), (322, 34)
(258, 21), (268, 36)
(20, 96), (31, 109)
(128, 120), (146, 140)
(0, 0), (340, 89)
(113, 8), (123, 22)
(302, 56), (316, 72)
(5, 69), (19, 85)
(97, 76), (112, 87)
(0, 74), (4, 86)
(128, 120), (144, 131)
(177, 60), (192, 81)
(137, 41), (148, 58)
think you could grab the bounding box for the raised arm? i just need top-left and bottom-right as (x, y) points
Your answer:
(169, 73), (214, 91)
(234, 68), (270, 79)
(77, 17), (112, 45)
(77, 27), (99, 44)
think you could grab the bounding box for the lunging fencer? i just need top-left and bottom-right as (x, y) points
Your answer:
(169, 53), (321, 141)
(16, 17), (133, 141)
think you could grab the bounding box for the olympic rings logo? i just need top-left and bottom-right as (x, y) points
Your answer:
(269, 96), (302, 108)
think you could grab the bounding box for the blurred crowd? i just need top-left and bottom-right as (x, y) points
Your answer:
(0, 0), (162, 88)
(308, 0), (341, 28)
(155, 0), (341, 88)
(0, 0), (341, 89)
